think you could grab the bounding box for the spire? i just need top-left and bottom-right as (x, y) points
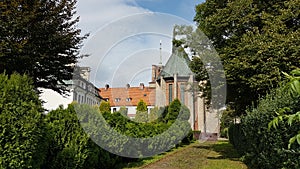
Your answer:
(159, 40), (162, 65)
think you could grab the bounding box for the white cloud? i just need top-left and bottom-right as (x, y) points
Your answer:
(76, 0), (195, 88)
(76, 0), (149, 36)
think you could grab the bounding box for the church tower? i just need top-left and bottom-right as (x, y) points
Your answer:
(150, 41), (219, 140)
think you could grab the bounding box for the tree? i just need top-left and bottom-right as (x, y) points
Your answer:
(194, 0), (300, 115)
(0, 0), (88, 95)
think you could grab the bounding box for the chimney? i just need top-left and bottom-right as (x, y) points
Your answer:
(105, 84), (109, 90)
(139, 83), (145, 90)
(151, 65), (157, 82)
(79, 67), (91, 81)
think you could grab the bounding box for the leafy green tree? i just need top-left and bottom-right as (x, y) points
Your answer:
(194, 0), (300, 114)
(99, 101), (111, 113)
(0, 73), (47, 168)
(0, 0), (88, 95)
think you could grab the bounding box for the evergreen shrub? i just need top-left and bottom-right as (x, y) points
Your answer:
(0, 73), (47, 169)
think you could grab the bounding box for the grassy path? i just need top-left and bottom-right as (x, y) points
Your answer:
(125, 140), (248, 169)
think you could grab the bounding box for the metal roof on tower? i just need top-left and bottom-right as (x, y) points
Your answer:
(160, 46), (193, 78)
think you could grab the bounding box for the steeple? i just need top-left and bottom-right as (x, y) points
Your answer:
(159, 40), (162, 65)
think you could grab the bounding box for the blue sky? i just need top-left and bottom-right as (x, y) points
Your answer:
(134, 0), (200, 21)
(76, 0), (204, 87)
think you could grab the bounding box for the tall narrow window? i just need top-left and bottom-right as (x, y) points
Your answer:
(73, 92), (77, 101)
(180, 84), (185, 104)
(169, 84), (173, 104)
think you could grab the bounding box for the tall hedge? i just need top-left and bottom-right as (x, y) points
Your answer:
(43, 104), (120, 169)
(229, 85), (300, 169)
(0, 73), (47, 168)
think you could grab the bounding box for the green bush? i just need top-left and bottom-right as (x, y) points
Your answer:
(230, 85), (300, 169)
(0, 73), (47, 169)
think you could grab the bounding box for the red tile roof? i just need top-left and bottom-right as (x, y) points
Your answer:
(99, 86), (155, 107)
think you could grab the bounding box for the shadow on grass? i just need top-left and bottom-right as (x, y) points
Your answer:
(193, 140), (242, 161)
(120, 142), (192, 169)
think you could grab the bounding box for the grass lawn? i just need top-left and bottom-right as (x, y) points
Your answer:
(122, 140), (248, 169)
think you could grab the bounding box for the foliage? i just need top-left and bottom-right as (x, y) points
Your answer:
(99, 101), (111, 113)
(0, 0), (88, 95)
(283, 68), (300, 96)
(269, 68), (300, 149)
(229, 85), (300, 169)
(0, 73), (47, 169)
(194, 0), (300, 115)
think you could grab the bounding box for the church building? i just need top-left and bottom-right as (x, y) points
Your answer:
(99, 44), (220, 139)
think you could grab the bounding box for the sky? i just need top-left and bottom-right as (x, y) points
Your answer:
(75, 0), (204, 88)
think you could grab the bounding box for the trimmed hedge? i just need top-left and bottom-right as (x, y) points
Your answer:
(43, 104), (121, 169)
